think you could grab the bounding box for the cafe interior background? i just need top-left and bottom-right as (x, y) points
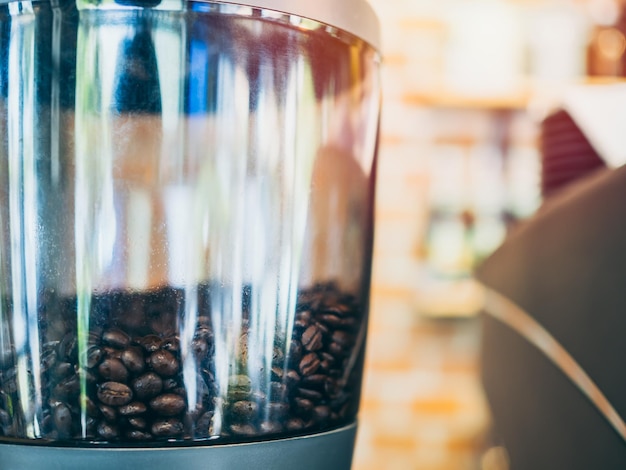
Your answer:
(352, 0), (624, 468)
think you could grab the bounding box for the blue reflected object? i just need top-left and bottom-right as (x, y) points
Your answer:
(112, 26), (162, 114)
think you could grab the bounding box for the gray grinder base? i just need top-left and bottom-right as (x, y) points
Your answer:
(0, 422), (357, 470)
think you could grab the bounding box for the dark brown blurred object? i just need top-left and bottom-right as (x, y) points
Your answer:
(479, 165), (626, 470)
(482, 60), (626, 467)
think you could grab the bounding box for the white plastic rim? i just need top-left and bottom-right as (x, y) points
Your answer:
(0, 0), (381, 50)
(215, 0), (381, 51)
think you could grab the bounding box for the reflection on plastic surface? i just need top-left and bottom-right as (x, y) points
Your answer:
(0, 1), (380, 445)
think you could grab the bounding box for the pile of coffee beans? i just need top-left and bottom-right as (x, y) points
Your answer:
(0, 282), (366, 445)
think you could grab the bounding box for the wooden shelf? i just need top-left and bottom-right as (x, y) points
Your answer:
(402, 77), (626, 111)
(402, 87), (531, 110)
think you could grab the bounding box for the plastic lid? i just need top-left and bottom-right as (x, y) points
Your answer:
(221, 0), (381, 50)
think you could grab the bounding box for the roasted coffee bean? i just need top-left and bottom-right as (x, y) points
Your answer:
(102, 329), (130, 349)
(152, 418), (184, 437)
(126, 430), (151, 441)
(237, 333), (250, 365)
(294, 311), (312, 329)
(313, 321), (329, 336)
(85, 417), (98, 438)
(162, 337), (180, 353)
(229, 424), (257, 436)
(53, 362), (73, 379)
(329, 392), (350, 411)
(197, 316), (211, 327)
(185, 402), (204, 421)
(87, 328), (102, 343)
(137, 335), (162, 353)
(299, 353), (321, 376)
(85, 397), (100, 418)
(67, 402), (82, 417)
(98, 358), (129, 383)
(298, 388), (323, 401)
(59, 334), (77, 361)
(163, 378), (178, 391)
(259, 421), (283, 435)
(312, 405), (331, 422)
(301, 325), (323, 352)
(119, 401), (147, 416)
(86, 346), (104, 368)
(231, 401), (258, 420)
(270, 366), (283, 381)
(319, 358), (333, 372)
(269, 382), (287, 401)
(328, 342), (345, 358)
(148, 350), (178, 377)
(194, 326), (213, 342)
(53, 404), (72, 436)
(2, 368), (18, 394)
(320, 351), (334, 362)
(121, 346), (145, 374)
(39, 407), (54, 434)
(338, 402), (351, 419)
(316, 313), (342, 328)
(103, 347), (123, 360)
(149, 393), (186, 416)
(191, 338), (208, 360)
(41, 349), (58, 372)
(132, 372), (163, 400)
(53, 374), (80, 398)
(249, 390), (267, 405)
(284, 418), (305, 432)
(339, 317), (358, 330)
(99, 404), (117, 422)
(301, 374), (327, 389)
(0, 409), (10, 429)
(331, 330), (352, 347)
(44, 430), (60, 440)
(229, 375), (251, 392)
(288, 340), (303, 366)
(43, 339), (60, 352)
(272, 347), (284, 365)
(294, 397), (314, 413)
(97, 382), (133, 406)
(268, 402), (290, 419)
(201, 368), (215, 384)
(127, 416), (147, 430)
(228, 389), (250, 401)
(324, 379), (341, 397)
(327, 369), (342, 379)
(324, 304), (351, 317)
(97, 422), (119, 440)
(81, 368), (98, 385)
(285, 369), (301, 386)
(196, 411), (214, 437)
(47, 397), (63, 409)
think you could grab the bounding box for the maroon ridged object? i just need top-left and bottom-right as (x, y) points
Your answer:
(540, 109), (607, 198)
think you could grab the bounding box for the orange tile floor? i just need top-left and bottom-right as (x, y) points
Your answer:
(352, 291), (496, 470)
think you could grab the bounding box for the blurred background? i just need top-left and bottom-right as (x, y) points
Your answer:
(352, 0), (626, 468)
